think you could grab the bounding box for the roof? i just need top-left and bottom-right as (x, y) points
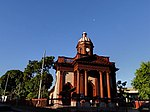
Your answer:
(78, 32), (91, 42)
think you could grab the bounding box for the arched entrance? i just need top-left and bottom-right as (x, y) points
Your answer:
(87, 70), (98, 98)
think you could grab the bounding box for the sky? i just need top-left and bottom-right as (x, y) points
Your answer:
(0, 0), (149, 87)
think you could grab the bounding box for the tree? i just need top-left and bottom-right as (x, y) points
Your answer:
(59, 82), (76, 105)
(131, 61), (150, 100)
(24, 56), (54, 99)
(116, 80), (127, 102)
(117, 80), (127, 95)
(0, 70), (24, 98)
(0, 56), (55, 100)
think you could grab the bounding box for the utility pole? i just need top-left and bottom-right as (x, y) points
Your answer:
(3, 73), (9, 102)
(36, 51), (46, 107)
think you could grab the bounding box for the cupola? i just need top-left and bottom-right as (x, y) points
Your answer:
(76, 32), (94, 56)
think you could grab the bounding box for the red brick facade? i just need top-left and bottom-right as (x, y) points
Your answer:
(54, 32), (118, 101)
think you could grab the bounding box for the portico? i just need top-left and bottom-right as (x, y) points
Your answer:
(74, 69), (112, 99)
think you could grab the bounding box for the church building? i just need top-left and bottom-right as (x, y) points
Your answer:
(50, 32), (118, 106)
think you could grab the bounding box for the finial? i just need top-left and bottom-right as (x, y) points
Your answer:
(82, 32), (87, 37)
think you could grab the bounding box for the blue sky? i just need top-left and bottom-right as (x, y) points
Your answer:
(0, 0), (149, 87)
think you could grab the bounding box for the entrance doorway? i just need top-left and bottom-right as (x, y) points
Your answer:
(61, 82), (73, 105)
(87, 81), (94, 98)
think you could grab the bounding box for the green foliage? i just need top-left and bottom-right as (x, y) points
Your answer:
(0, 56), (55, 100)
(24, 56), (54, 99)
(0, 70), (23, 96)
(131, 61), (150, 100)
(117, 80), (127, 99)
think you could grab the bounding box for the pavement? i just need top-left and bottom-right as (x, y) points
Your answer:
(0, 102), (141, 112)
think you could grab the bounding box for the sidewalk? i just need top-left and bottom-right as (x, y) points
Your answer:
(1, 102), (140, 112)
(12, 105), (58, 112)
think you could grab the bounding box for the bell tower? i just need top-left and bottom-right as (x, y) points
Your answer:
(76, 32), (94, 56)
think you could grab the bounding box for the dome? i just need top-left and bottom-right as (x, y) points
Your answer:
(78, 32), (91, 42)
(76, 32), (94, 56)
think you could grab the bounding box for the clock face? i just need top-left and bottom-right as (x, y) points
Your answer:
(86, 48), (90, 52)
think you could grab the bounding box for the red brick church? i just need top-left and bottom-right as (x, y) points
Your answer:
(50, 32), (118, 106)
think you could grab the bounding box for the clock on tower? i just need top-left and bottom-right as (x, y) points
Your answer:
(76, 32), (94, 56)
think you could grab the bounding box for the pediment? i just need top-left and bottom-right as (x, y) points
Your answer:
(74, 54), (113, 66)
